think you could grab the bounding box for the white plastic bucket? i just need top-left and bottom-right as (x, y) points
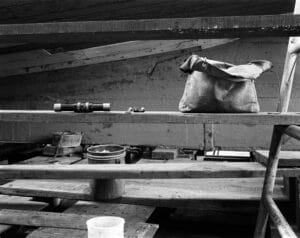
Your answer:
(86, 216), (125, 238)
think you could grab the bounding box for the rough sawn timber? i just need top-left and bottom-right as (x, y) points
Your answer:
(0, 178), (288, 208)
(0, 39), (237, 77)
(0, 0), (294, 24)
(0, 111), (300, 125)
(27, 201), (157, 238)
(1, 15), (300, 45)
(0, 162), (299, 179)
(0, 209), (158, 236)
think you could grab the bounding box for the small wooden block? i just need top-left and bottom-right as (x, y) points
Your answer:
(151, 148), (178, 160)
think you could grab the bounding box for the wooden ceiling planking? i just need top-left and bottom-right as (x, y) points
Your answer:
(0, 15), (300, 46)
(0, 0), (295, 24)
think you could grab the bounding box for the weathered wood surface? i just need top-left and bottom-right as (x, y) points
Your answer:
(0, 39), (236, 77)
(0, 178), (288, 208)
(0, 195), (47, 234)
(254, 150), (300, 167)
(0, 155), (81, 235)
(1, 15), (300, 45)
(1, 111), (300, 125)
(0, 209), (157, 235)
(0, 209), (95, 229)
(0, 162), (269, 179)
(27, 201), (157, 238)
(2, 162), (300, 178)
(0, 111), (299, 147)
(0, 0), (294, 24)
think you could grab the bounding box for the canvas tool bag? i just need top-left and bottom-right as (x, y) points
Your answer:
(179, 55), (272, 113)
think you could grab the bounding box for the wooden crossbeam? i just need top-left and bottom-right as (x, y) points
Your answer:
(0, 162), (269, 179)
(0, 162), (299, 179)
(1, 14), (300, 44)
(0, 111), (298, 146)
(0, 111), (299, 125)
(0, 209), (158, 235)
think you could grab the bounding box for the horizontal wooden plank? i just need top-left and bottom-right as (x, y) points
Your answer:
(0, 162), (299, 179)
(0, 0), (294, 24)
(0, 178), (288, 208)
(0, 195), (48, 234)
(0, 111), (300, 148)
(0, 111), (300, 125)
(1, 15), (300, 44)
(0, 162), (277, 179)
(0, 209), (158, 236)
(0, 162), (269, 179)
(0, 209), (94, 229)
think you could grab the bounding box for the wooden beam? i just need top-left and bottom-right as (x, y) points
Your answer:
(0, 0), (294, 24)
(1, 15), (300, 44)
(0, 111), (300, 125)
(0, 111), (299, 145)
(0, 209), (95, 230)
(0, 178), (288, 207)
(0, 209), (157, 235)
(0, 39), (236, 77)
(1, 162), (299, 179)
(0, 162), (271, 179)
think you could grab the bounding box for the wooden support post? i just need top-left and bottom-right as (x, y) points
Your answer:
(254, 126), (285, 238)
(255, 1), (300, 237)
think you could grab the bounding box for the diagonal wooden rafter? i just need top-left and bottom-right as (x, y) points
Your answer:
(0, 39), (237, 77)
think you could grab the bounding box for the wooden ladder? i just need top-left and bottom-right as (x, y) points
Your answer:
(254, 1), (300, 237)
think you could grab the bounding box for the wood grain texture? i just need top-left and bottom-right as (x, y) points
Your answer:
(0, 209), (158, 236)
(0, 111), (300, 148)
(0, 110), (300, 125)
(1, 162), (299, 178)
(0, 195), (47, 234)
(0, 0), (294, 24)
(27, 201), (157, 238)
(0, 39), (236, 77)
(1, 15), (300, 45)
(0, 162), (268, 179)
(0, 178), (288, 208)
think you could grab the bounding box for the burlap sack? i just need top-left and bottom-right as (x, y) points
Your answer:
(179, 55), (272, 113)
